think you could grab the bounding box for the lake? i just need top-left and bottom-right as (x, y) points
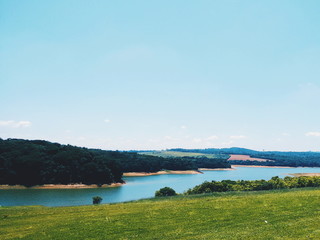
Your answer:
(1, 166), (320, 207)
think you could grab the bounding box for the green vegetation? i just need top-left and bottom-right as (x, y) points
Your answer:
(92, 196), (103, 205)
(0, 139), (230, 186)
(169, 148), (320, 167)
(155, 187), (177, 197)
(1, 138), (319, 187)
(139, 151), (231, 169)
(0, 138), (123, 186)
(185, 176), (320, 195)
(1, 188), (320, 239)
(140, 150), (228, 159)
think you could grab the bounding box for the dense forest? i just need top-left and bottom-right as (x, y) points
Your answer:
(185, 176), (320, 195)
(0, 139), (230, 186)
(3, 139), (319, 187)
(170, 148), (320, 167)
(0, 139), (122, 186)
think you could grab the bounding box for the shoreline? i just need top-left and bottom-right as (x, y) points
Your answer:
(123, 170), (202, 177)
(2, 166), (318, 189)
(199, 168), (235, 171)
(231, 165), (294, 168)
(288, 173), (320, 177)
(0, 182), (124, 190)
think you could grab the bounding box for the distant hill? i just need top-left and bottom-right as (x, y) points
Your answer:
(142, 148), (320, 167)
(169, 147), (259, 155)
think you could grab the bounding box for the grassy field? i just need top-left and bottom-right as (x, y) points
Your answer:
(1, 188), (320, 239)
(139, 150), (227, 159)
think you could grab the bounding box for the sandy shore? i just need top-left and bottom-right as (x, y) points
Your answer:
(0, 183), (124, 189)
(199, 168), (235, 171)
(123, 170), (202, 177)
(288, 173), (320, 177)
(232, 165), (294, 168)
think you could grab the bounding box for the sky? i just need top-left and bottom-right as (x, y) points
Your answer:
(1, 0), (320, 151)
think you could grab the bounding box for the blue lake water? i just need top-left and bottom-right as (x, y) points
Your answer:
(1, 166), (320, 207)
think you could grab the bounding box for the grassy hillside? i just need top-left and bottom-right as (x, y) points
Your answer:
(1, 188), (320, 239)
(140, 150), (228, 159)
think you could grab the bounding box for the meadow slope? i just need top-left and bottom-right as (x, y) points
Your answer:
(0, 188), (320, 239)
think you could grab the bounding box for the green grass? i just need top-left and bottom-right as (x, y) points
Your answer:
(1, 188), (320, 239)
(139, 150), (226, 159)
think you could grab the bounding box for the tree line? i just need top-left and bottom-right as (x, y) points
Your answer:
(0, 138), (230, 186)
(185, 176), (320, 195)
(169, 148), (320, 167)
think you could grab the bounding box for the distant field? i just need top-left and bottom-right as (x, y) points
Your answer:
(139, 151), (273, 162)
(1, 188), (320, 239)
(228, 154), (274, 162)
(140, 151), (227, 159)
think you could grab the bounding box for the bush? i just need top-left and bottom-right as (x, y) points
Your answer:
(185, 176), (320, 195)
(155, 187), (177, 197)
(92, 196), (103, 204)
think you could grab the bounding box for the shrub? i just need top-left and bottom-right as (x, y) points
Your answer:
(155, 187), (177, 197)
(92, 196), (103, 204)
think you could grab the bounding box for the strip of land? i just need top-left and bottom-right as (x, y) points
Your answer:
(123, 170), (202, 176)
(232, 165), (294, 168)
(289, 173), (320, 177)
(0, 183), (123, 189)
(198, 168), (235, 171)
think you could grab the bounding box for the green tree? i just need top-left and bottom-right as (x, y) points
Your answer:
(92, 196), (103, 204)
(155, 187), (177, 197)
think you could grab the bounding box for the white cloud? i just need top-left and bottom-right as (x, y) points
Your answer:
(305, 132), (320, 137)
(104, 119), (111, 123)
(206, 135), (218, 140)
(193, 138), (202, 143)
(180, 125), (187, 129)
(230, 135), (247, 140)
(0, 120), (32, 128)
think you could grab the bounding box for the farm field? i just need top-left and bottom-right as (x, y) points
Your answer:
(139, 151), (274, 163)
(1, 188), (320, 239)
(228, 154), (274, 162)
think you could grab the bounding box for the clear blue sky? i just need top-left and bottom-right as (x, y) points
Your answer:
(1, 0), (320, 151)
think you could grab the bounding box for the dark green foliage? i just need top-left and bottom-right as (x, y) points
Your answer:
(128, 153), (231, 171)
(248, 151), (320, 167)
(170, 147), (320, 167)
(1, 139), (231, 187)
(114, 153), (198, 172)
(193, 156), (231, 168)
(170, 147), (257, 155)
(92, 196), (103, 204)
(0, 139), (124, 186)
(155, 187), (177, 197)
(185, 176), (320, 195)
